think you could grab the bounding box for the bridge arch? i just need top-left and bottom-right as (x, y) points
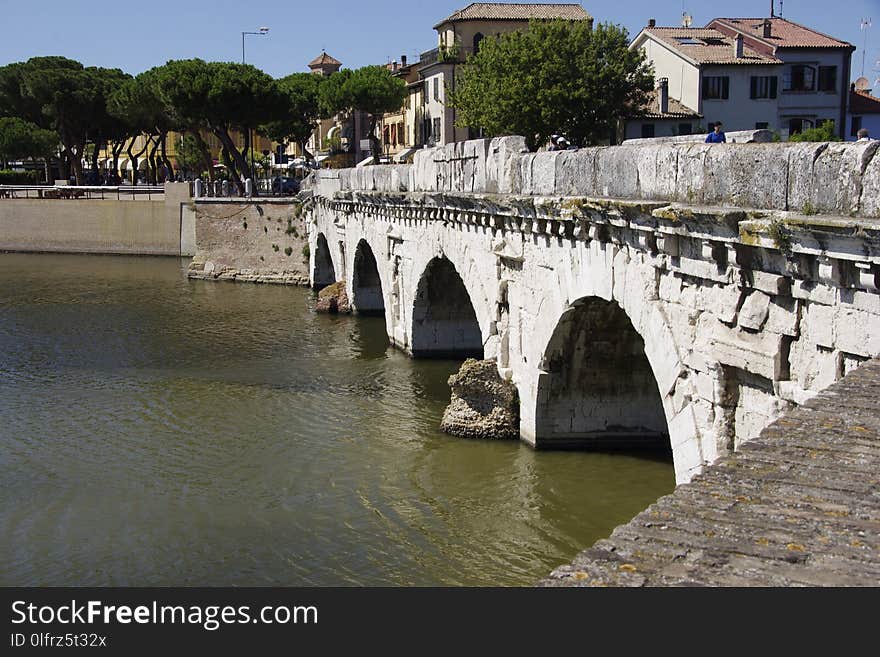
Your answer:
(351, 239), (385, 316)
(533, 296), (668, 450)
(312, 232), (336, 289)
(410, 256), (484, 359)
(519, 249), (705, 484)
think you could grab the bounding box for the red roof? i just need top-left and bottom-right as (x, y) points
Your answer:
(851, 89), (880, 114)
(642, 27), (781, 65)
(434, 3), (591, 28)
(308, 52), (342, 68)
(710, 17), (854, 49)
(633, 89), (701, 119)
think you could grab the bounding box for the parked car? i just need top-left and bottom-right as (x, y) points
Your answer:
(272, 176), (300, 195)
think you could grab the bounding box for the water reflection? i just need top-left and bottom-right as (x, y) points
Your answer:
(0, 253), (673, 586)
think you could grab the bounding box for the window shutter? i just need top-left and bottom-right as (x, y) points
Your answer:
(722, 77), (730, 99)
(770, 76), (778, 98)
(750, 77), (757, 98)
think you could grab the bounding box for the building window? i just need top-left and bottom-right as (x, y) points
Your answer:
(702, 76), (729, 100)
(641, 124), (655, 138)
(750, 76), (778, 99)
(433, 78), (439, 102)
(818, 66), (837, 92)
(755, 122), (769, 129)
(473, 33), (484, 55)
(678, 123), (692, 136)
(424, 81), (429, 105)
(784, 64), (816, 92)
(788, 118), (814, 135)
(433, 117), (441, 142)
(851, 116), (863, 137)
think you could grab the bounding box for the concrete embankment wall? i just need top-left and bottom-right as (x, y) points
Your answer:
(309, 136), (880, 219)
(187, 199), (310, 285)
(0, 183), (195, 256)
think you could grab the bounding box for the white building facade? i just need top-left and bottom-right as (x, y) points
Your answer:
(630, 17), (855, 139)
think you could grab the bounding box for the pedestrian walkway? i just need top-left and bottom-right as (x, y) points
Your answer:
(542, 359), (880, 586)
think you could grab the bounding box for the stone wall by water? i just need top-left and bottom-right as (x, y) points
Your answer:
(187, 199), (310, 285)
(0, 183), (194, 256)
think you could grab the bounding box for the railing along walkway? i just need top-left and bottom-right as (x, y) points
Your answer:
(0, 185), (164, 200)
(541, 359), (880, 587)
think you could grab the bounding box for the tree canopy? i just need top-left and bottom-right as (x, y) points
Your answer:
(449, 20), (654, 150)
(0, 116), (56, 167)
(152, 59), (287, 190)
(319, 66), (406, 162)
(261, 72), (323, 161)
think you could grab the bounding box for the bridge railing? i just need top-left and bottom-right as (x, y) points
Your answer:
(0, 185), (165, 201)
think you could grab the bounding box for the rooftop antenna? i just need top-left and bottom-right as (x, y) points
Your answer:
(779, 1), (783, 17)
(770, 0), (775, 17)
(862, 18), (873, 77)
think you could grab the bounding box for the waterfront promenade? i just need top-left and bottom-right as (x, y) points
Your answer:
(542, 358), (880, 586)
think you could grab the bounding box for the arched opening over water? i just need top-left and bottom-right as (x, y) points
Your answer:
(352, 240), (384, 316)
(411, 257), (483, 359)
(534, 297), (669, 451)
(312, 233), (336, 290)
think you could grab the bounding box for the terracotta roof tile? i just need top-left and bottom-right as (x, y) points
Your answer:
(711, 17), (854, 49)
(308, 52), (342, 68)
(851, 89), (880, 114)
(632, 90), (701, 119)
(436, 3), (591, 27)
(644, 27), (781, 64)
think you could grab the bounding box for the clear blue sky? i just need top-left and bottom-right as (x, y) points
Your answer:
(1, 0), (878, 83)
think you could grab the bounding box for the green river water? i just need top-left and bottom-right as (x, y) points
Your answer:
(0, 253), (673, 586)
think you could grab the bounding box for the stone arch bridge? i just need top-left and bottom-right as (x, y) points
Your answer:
(306, 136), (880, 484)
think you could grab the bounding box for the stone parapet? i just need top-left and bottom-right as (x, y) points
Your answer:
(305, 137), (880, 218)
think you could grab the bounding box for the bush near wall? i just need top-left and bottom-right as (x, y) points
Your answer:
(0, 170), (41, 184)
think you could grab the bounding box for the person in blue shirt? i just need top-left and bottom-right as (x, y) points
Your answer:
(705, 122), (726, 143)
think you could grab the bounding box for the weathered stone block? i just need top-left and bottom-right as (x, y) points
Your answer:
(594, 147), (640, 199)
(635, 144), (679, 201)
(803, 302), (835, 349)
(708, 322), (786, 381)
(738, 290), (771, 331)
(554, 149), (597, 196)
(834, 306), (880, 357)
(765, 296), (800, 336)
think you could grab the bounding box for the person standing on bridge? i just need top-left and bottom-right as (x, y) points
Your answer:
(705, 122), (726, 144)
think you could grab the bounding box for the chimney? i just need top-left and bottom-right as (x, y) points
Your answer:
(401, 54), (407, 67)
(763, 19), (772, 38)
(734, 34), (744, 58)
(648, 18), (656, 28)
(659, 78), (669, 114)
(391, 61), (398, 72)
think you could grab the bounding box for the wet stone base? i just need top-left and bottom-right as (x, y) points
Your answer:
(540, 358), (880, 587)
(315, 281), (351, 314)
(187, 261), (309, 286)
(441, 359), (519, 439)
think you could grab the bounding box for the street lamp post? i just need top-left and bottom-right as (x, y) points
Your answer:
(242, 27), (269, 192)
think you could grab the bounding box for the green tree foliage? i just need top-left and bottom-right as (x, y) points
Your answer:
(319, 66), (406, 163)
(174, 133), (211, 178)
(0, 117), (57, 167)
(449, 20), (654, 150)
(0, 57), (94, 182)
(787, 120), (842, 143)
(152, 59), (287, 192)
(261, 72), (323, 162)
